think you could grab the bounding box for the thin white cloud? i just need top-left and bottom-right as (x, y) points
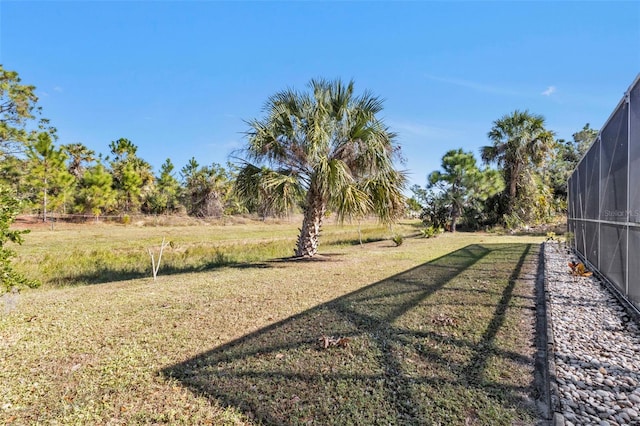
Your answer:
(542, 86), (556, 96)
(390, 120), (459, 140)
(53, 86), (63, 93)
(423, 73), (522, 96)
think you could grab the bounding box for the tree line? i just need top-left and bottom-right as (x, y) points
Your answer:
(4, 134), (243, 221)
(1, 64), (597, 291)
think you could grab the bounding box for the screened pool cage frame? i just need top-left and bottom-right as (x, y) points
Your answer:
(567, 73), (640, 313)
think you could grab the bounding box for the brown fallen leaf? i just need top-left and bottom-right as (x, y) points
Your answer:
(319, 335), (350, 349)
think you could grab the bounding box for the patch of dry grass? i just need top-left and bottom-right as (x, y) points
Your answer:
(1, 222), (544, 425)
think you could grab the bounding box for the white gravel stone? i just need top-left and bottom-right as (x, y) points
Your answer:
(545, 242), (640, 425)
(625, 407), (639, 418)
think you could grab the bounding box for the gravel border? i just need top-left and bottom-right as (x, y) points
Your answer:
(543, 242), (640, 426)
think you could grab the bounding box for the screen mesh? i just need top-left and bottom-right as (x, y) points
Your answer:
(585, 221), (599, 268)
(567, 75), (639, 311)
(599, 104), (629, 222)
(599, 223), (627, 292)
(628, 228), (640, 308)
(630, 81), (640, 224)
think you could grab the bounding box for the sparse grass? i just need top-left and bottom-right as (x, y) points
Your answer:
(1, 220), (545, 425)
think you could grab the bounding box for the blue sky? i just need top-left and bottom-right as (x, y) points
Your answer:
(1, 1), (639, 190)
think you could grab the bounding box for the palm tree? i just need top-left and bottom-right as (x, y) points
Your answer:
(235, 78), (406, 258)
(181, 158), (231, 218)
(481, 110), (554, 216)
(62, 142), (95, 179)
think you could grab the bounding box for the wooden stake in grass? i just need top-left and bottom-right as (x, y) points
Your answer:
(148, 238), (171, 281)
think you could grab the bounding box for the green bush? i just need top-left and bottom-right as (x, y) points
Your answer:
(392, 234), (403, 247)
(420, 226), (443, 238)
(0, 185), (40, 293)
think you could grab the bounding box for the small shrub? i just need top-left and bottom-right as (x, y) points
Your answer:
(420, 226), (443, 238)
(121, 214), (131, 225)
(213, 249), (230, 265)
(392, 234), (403, 247)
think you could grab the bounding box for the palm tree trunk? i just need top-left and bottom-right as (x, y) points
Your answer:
(507, 163), (521, 215)
(295, 185), (326, 258)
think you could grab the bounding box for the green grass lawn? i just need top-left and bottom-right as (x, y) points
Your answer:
(1, 219), (545, 425)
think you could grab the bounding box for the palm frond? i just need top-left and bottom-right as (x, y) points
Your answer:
(233, 162), (266, 210)
(314, 157), (352, 198)
(261, 168), (305, 214)
(362, 169), (407, 223)
(332, 183), (372, 224)
(233, 161), (304, 217)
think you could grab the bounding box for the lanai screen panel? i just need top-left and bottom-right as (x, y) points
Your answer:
(600, 223), (627, 293)
(599, 104), (629, 223)
(585, 140), (600, 220)
(629, 78), (640, 308)
(577, 157), (587, 219)
(567, 176), (576, 246)
(575, 222), (586, 255)
(628, 228), (640, 307)
(583, 140), (600, 267)
(585, 221), (599, 268)
(630, 80), (640, 224)
(574, 156), (588, 254)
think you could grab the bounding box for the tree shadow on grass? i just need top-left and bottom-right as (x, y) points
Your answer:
(54, 252), (353, 286)
(52, 258), (279, 286)
(161, 243), (541, 425)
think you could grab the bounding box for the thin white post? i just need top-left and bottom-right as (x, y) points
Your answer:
(148, 237), (171, 281)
